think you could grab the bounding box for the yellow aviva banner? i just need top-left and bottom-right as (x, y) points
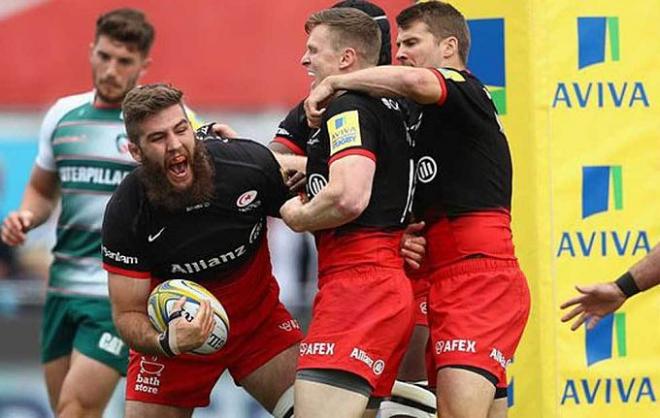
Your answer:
(548, 2), (658, 418)
(444, 0), (659, 417)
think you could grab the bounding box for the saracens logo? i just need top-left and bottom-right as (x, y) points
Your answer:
(237, 190), (258, 208)
(416, 156), (437, 184)
(307, 173), (328, 197)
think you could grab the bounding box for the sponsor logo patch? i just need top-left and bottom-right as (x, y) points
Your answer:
(278, 319), (301, 332)
(327, 110), (361, 155)
(98, 332), (124, 356)
(349, 347), (385, 375)
(102, 245), (138, 265)
(147, 227), (165, 243)
(435, 339), (477, 354)
(300, 342), (335, 356)
(307, 173), (328, 197)
(416, 156), (438, 184)
(135, 356), (164, 394)
(489, 347), (512, 369)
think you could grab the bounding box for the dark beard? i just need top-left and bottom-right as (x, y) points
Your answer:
(137, 141), (215, 212)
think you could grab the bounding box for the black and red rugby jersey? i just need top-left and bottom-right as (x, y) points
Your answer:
(271, 100), (312, 156)
(412, 67), (512, 219)
(306, 91), (414, 231)
(101, 137), (287, 282)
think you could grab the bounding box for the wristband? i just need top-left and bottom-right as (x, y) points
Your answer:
(615, 271), (640, 298)
(157, 310), (183, 357)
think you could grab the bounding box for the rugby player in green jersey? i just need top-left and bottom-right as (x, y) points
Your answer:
(1, 9), (155, 418)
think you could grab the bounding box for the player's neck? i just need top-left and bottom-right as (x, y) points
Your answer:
(93, 94), (122, 109)
(435, 57), (465, 71)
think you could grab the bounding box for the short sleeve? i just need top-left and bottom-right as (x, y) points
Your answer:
(322, 94), (380, 165)
(271, 101), (310, 156)
(101, 175), (151, 278)
(429, 67), (473, 107)
(35, 92), (93, 171)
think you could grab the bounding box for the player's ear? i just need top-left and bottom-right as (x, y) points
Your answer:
(128, 141), (143, 163)
(139, 56), (152, 78)
(88, 42), (96, 63)
(441, 36), (459, 60)
(339, 47), (357, 70)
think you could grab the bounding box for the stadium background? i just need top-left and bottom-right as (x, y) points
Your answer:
(0, 0), (657, 417)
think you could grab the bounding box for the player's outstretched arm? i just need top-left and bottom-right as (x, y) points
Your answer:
(1, 166), (59, 246)
(628, 242), (660, 292)
(560, 243), (660, 330)
(305, 66), (442, 127)
(280, 155), (374, 232)
(560, 283), (626, 331)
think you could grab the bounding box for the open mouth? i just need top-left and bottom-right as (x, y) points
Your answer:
(167, 154), (190, 182)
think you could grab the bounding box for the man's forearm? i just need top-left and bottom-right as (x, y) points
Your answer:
(629, 243), (660, 291)
(17, 165), (61, 230)
(114, 311), (163, 356)
(286, 185), (361, 232)
(325, 66), (441, 104)
(19, 184), (58, 229)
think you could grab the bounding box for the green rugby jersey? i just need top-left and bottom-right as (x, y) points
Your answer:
(37, 92), (203, 296)
(37, 92), (136, 296)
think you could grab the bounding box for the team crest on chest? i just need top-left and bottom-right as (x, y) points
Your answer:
(237, 190), (261, 212)
(116, 133), (130, 154)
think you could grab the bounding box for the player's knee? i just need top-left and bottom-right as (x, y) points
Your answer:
(56, 394), (105, 418)
(272, 385), (294, 418)
(379, 381), (437, 418)
(56, 397), (103, 418)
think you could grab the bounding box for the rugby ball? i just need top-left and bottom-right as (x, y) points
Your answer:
(147, 279), (229, 354)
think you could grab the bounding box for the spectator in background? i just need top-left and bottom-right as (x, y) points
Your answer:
(0, 9), (156, 418)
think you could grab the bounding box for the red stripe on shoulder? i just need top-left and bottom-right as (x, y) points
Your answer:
(428, 68), (448, 106)
(271, 136), (306, 156)
(103, 263), (151, 279)
(329, 148), (376, 165)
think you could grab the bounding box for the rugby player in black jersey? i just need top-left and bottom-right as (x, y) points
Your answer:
(101, 84), (299, 418)
(271, 0), (393, 160)
(304, 3), (531, 418)
(279, 8), (417, 418)
(270, 4), (435, 416)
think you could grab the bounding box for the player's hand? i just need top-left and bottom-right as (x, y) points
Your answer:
(211, 123), (238, 139)
(285, 170), (306, 193)
(305, 79), (336, 128)
(1, 210), (35, 246)
(400, 221), (426, 269)
(560, 283), (626, 331)
(166, 297), (215, 354)
(280, 195), (306, 232)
